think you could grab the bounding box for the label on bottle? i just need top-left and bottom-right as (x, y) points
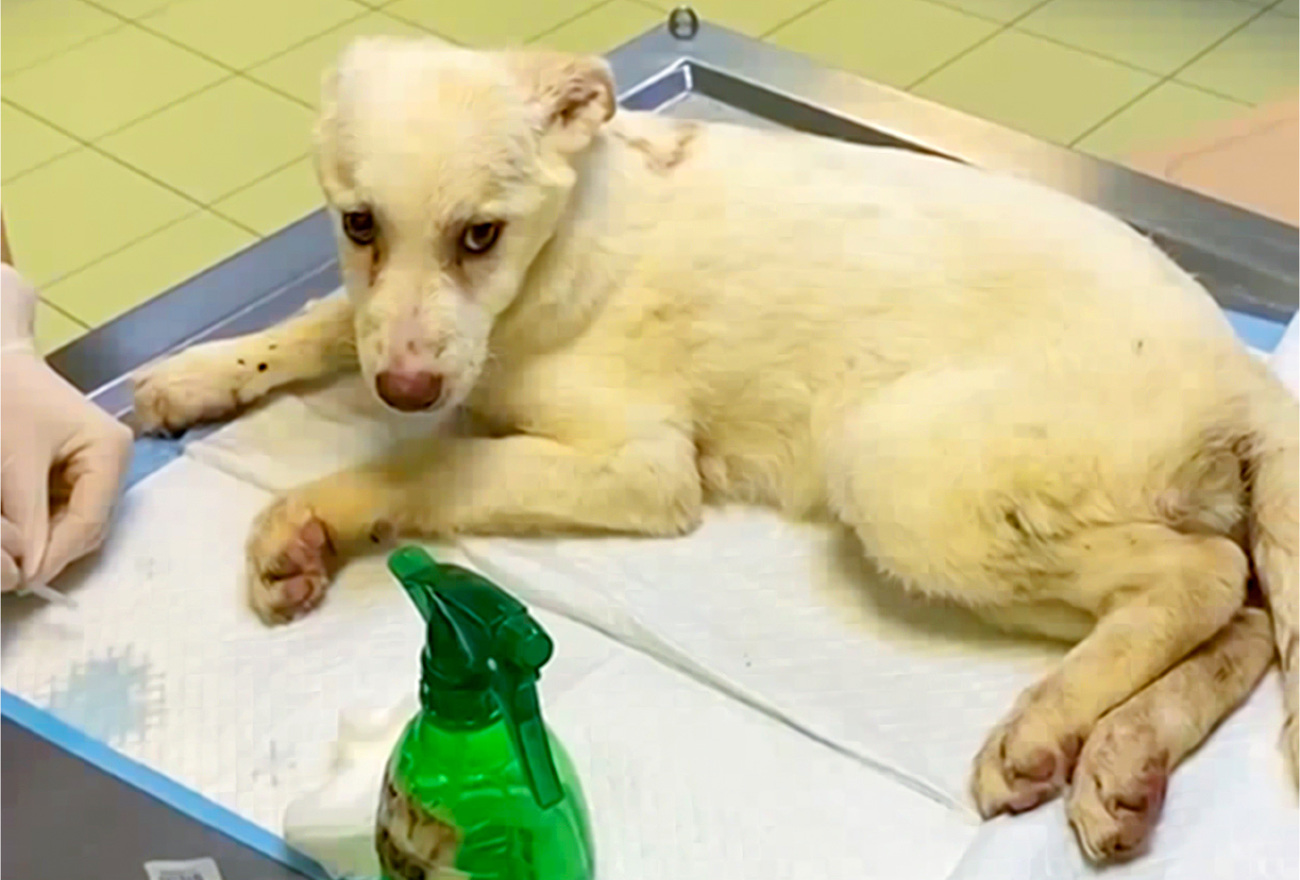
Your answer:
(143, 858), (223, 880)
(376, 768), (464, 879)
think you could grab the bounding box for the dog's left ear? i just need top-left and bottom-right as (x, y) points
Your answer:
(506, 51), (616, 154)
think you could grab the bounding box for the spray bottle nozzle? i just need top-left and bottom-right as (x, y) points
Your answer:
(388, 547), (565, 809)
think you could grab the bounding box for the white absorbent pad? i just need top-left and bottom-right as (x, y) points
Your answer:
(0, 452), (974, 879)
(185, 350), (1297, 877)
(5, 309), (1298, 878)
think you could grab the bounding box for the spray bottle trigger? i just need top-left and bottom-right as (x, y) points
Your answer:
(492, 663), (564, 810)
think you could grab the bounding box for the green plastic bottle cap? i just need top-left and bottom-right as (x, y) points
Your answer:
(388, 546), (566, 810)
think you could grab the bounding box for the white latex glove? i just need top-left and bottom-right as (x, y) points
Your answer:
(1, 264), (132, 591)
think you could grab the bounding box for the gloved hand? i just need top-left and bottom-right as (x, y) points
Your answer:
(1, 263), (133, 591)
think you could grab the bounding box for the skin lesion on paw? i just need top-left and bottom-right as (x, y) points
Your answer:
(247, 501), (340, 625)
(1067, 720), (1170, 864)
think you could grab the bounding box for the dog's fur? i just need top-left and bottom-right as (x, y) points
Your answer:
(132, 41), (1298, 861)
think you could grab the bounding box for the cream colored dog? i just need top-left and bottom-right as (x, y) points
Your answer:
(133, 40), (1298, 862)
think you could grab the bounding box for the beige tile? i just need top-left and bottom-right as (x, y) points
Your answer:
(385, 0), (601, 45)
(35, 302), (88, 353)
(43, 210), (254, 325)
(97, 78), (315, 204)
(1075, 80), (1249, 159)
(769, 0), (999, 89)
(141, 0), (368, 69)
(1177, 11), (1299, 104)
(1, 0), (121, 76)
(532, 0), (662, 53)
(1017, 0), (1258, 75)
(248, 11), (433, 108)
(913, 30), (1157, 144)
(2, 103), (80, 182)
(212, 158), (323, 235)
(3, 25), (228, 139)
(1, 148), (196, 286)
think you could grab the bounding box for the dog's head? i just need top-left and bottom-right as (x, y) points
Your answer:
(315, 39), (615, 413)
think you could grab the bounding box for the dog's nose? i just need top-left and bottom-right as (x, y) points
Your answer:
(375, 370), (443, 412)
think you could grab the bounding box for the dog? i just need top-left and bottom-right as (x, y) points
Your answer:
(132, 40), (1298, 862)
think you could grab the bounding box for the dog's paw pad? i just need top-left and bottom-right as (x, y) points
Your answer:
(247, 499), (338, 625)
(1068, 721), (1168, 863)
(972, 708), (1081, 818)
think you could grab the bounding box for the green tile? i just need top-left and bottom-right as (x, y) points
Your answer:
(532, 0), (662, 53)
(44, 211), (254, 325)
(248, 12), (433, 108)
(638, 0), (825, 37)
(1176, 11), (1298, 104)
(97, 78), (315, 204)
(142, 0), (368, 69)
(1, 0), (121, 76)
(3, 25), (228, 139)
(35, 302), (87, 353)
(1018, 0), (1257, 74)
(212, 158), (323, 235)
(1, 148), (196, 286)
(1075, 80), (1250, 159)
(769, 0), (999, 89)
(1, 103), (79, 182)
(932, 0), (1048, 23)
(385, 0), (602, 45)
(1278, 0), (1298, 18)
(913, 30), (1157, 144)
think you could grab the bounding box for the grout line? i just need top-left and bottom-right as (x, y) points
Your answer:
(38, 298), (92, 331)
(760, 0), (839, 38)
(905, 0), (1055, 90)
(527, 0), (621, 44)
(30, 205), (211, 290)
(377, 6), (465, 45)
(1067, 4), (1276, 148)
(39, 205), (252, 297)
(206, 152), (316, 209)
(0, 20), (131, 82)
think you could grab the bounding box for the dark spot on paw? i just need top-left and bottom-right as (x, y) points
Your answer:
(1004, 508), (1027, 535)
(258, 363), (268, 372)
(1133, 339), (1144, 354)
(238, 358), (246, 366)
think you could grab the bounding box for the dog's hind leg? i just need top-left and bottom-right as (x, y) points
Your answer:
(822, 368), (1249, 820)
(1067, 607), (1273, 862)
(967, 524), (1247, 817)
(133, 295), (357, 434)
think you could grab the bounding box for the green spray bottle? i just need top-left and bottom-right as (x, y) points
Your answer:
(376, 546), (595, 880)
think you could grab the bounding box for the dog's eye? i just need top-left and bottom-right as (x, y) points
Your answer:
(461, 221), (502, 256)
(341, 210), (376, 246)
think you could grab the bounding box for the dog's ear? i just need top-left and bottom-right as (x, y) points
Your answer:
(506, 51), (616, 154)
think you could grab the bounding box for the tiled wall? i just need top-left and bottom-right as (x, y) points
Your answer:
(1, 0), (1295, 351)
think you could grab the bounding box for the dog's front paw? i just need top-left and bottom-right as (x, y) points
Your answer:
(247, 496), (339, 625)
(971, 696), (1082, 818)
(132, 341), (261, 435)
(1068, 717), (1169, 863)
